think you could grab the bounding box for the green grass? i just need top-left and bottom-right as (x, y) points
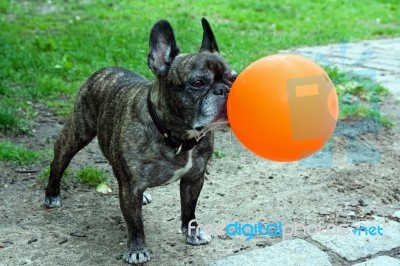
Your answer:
(0, 109), (18, 131)
(39, 166), (107, 188)
(213, 149), (227, 159)
(39, 166), (73, 185)
(1, 0), (399, 132)
(326, 67), (393, 126)
(76, 166), (109, 187)
(0, 140), (42, 164)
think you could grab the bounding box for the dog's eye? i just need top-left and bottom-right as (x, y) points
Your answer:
(190, 80), (205, 88)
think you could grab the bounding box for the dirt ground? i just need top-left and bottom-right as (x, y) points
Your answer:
(0, 96), (399, 266)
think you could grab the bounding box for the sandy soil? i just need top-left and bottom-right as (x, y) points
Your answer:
(0, 97), (399, 266)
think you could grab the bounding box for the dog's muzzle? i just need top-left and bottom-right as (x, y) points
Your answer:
(212, 83), (230, 97)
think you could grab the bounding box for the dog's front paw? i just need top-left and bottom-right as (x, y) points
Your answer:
(186, 228), (212, 245)
(142, 192), (152, 205)
(123, 248), (151, 264)
(44, 195), (62, 208)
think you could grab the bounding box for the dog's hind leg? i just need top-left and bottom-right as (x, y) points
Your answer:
(44, 106), (97, 208)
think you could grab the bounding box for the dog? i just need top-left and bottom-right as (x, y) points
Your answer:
(44, 18), (236, 264)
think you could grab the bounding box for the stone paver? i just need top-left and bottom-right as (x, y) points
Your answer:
(312, 217), (400, 261)
(281, 38), (400, 100)
(209, 239), (331, 266)
(352, 256), (400, 266)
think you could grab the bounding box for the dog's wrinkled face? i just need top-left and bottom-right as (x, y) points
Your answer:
(147, 18), (236, 138)
(166, 53), (236, 133)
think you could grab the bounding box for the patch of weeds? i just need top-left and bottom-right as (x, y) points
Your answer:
(0, 96), (38, 133)
(213, 149), (227, 159)
(379, 116), (394, 127)
(33, 36), (57, 52)
(46, 98), (73, 116)
(38, 166), (73, 185)
(76, 166), (108, 187)
(40, 148), (54, 161)
(325, 67), (393, 126)
(0, 109), (18, 131)
(0, 141), (41, 164)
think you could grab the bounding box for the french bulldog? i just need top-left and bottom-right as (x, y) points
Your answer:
(44, 18), (236, 264)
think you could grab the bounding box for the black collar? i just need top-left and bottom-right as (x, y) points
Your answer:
(147, 88), (201, 154)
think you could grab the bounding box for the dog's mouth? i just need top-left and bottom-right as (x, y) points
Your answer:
(188, 105), (228, 140)
(217, 105), (229, 121)
(213, 102), (229, 124)
(187, 120), (227, 141)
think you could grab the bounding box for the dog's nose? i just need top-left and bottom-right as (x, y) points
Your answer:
(213, 84), (230, 96)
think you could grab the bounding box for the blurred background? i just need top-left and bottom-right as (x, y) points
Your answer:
(1, 0), (399, 133)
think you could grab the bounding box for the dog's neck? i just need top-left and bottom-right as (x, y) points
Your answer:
(147, 87), (202, 154)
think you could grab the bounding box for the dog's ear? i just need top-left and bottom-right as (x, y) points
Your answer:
(200, 18), (219, 53)
(147, 20), (180, 77)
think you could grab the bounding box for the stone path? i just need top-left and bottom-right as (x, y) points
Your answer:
(283, 38), (400, 100)
(209, 215), (400, 266)
(208, 38), (400, 266)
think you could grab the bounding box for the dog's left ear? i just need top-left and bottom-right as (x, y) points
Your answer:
(148, 20), (180, 77)
(200, 18), (220, 53)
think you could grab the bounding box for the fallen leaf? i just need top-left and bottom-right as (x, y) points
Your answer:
(96, 183), (112, 194)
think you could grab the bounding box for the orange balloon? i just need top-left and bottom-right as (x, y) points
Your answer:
(227, 54), (338, 162)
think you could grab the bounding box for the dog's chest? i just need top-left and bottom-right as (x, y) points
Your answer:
(163, 150), (194, 185)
